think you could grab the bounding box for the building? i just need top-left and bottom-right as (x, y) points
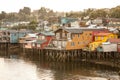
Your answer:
(19, 33), (37, 48)
(107, 18), (120, 29)
(92, 18), (103, 25)
(108, 38), (120, 52)
(32, 31), (55, 49)
(50, 27), (108, 50)
(94, 33), (118, 42)
(61, 17), (78, 27)
(89, 32), (118, 51)
(0, 30), (31, 43)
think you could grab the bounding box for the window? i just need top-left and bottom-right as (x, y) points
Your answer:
(78, 42), (83, 45)
(89, 33), (92, 36)
(62, 33), (65, 37)
(71, 42), (75, 46)
(37, 44), (41, 47)
(67, 33), (71, 39)
(71, 34), (74, 39)
(3, 32), (6, 35)
(8, 32), (10, 35)
(56, 33), (60, 39)
(42, 36), (45, 39)
(95, 37), (98, 41)
(32, 43), (35, 47)
(82, 36), (84, 40)
(14, 33), (17, 36)
(53, 41), (57, 47)
(78, 34), (80, 37)
(101, 37), (104, 40)
(62, 41), (66, 47)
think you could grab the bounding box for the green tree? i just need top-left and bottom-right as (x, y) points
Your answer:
(0, 11), (6, 21)
(110, 6), (120, 18)
(19, 7), (31, 15)
(28, 21), (38, 30)
(18, 7), (31, 21)
(89, 9), (107, 19)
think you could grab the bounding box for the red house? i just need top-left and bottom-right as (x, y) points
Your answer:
(92, 29), (109, 41)
(32, 31), (54, 49)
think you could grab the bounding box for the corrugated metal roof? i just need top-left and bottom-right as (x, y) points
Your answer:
(26, 33), (37, 37)
(40, 31), (55, 36)
(65, 29), (83, 33)
(54, 27), (107, 34)
(35, 39), (46, 44)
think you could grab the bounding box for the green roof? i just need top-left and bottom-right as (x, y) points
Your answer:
(40, 31), (55, 36)
(35, 39), (46, 44)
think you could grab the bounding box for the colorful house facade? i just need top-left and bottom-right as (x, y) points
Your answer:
(94, 33), (118, 42)
(0, 30), (31, 43)
(50, 27), (108, 50)
(89, 32), (118, 51)
(20, 33), (37, 48)
(32, 31), (54, 49)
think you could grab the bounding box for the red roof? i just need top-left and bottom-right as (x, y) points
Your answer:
(109, 39), (120, 43)
(95, 33), (112, 36)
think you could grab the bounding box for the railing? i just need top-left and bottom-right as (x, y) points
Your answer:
(45, 47), (66, 50)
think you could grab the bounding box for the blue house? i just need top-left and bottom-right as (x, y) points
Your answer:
(0, 30), (32, 43)
(10, 30), (32, 43)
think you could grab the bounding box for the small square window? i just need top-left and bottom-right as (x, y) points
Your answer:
(37, 44), (41, 47)
(78, 34), (80, 37)
(71, 42), (75, 46)
(32, 43), (35, 46)
(89, 33), (92, 36)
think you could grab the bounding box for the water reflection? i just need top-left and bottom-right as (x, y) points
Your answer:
(0, 58), (39, 80)
(0, 51), (120, 80)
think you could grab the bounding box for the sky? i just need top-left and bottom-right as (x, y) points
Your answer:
(0, 0), (120, 13)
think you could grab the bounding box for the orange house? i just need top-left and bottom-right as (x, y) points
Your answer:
(51, 27), (108, 50)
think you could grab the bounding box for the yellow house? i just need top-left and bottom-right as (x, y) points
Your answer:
(89, 41), (102, 51)
(52, 27), (108, 50)
(89, 32), (118, 51)
(65, 30), (93, 50)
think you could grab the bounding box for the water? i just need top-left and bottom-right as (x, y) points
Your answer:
(0, 52), (120, 80)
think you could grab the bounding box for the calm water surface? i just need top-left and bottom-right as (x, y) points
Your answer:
(0, 53), (120, 80)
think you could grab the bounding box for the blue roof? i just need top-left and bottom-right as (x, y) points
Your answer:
(61, 17), (78, 24)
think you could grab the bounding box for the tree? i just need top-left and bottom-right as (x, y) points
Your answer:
(5, 13), (19, 22)
(19, 7), (31, 15)
(110, 6), (120, 18)
(18, 7), (31, 21)
(28, 21), (38, 30)
(89, 9), (107, 19)
(0, 11), (6, 21)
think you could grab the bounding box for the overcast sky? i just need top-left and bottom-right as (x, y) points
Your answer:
(0, 0), (120, 12)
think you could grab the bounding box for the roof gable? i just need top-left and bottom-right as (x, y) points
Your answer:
(38, 31), (55, 36)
